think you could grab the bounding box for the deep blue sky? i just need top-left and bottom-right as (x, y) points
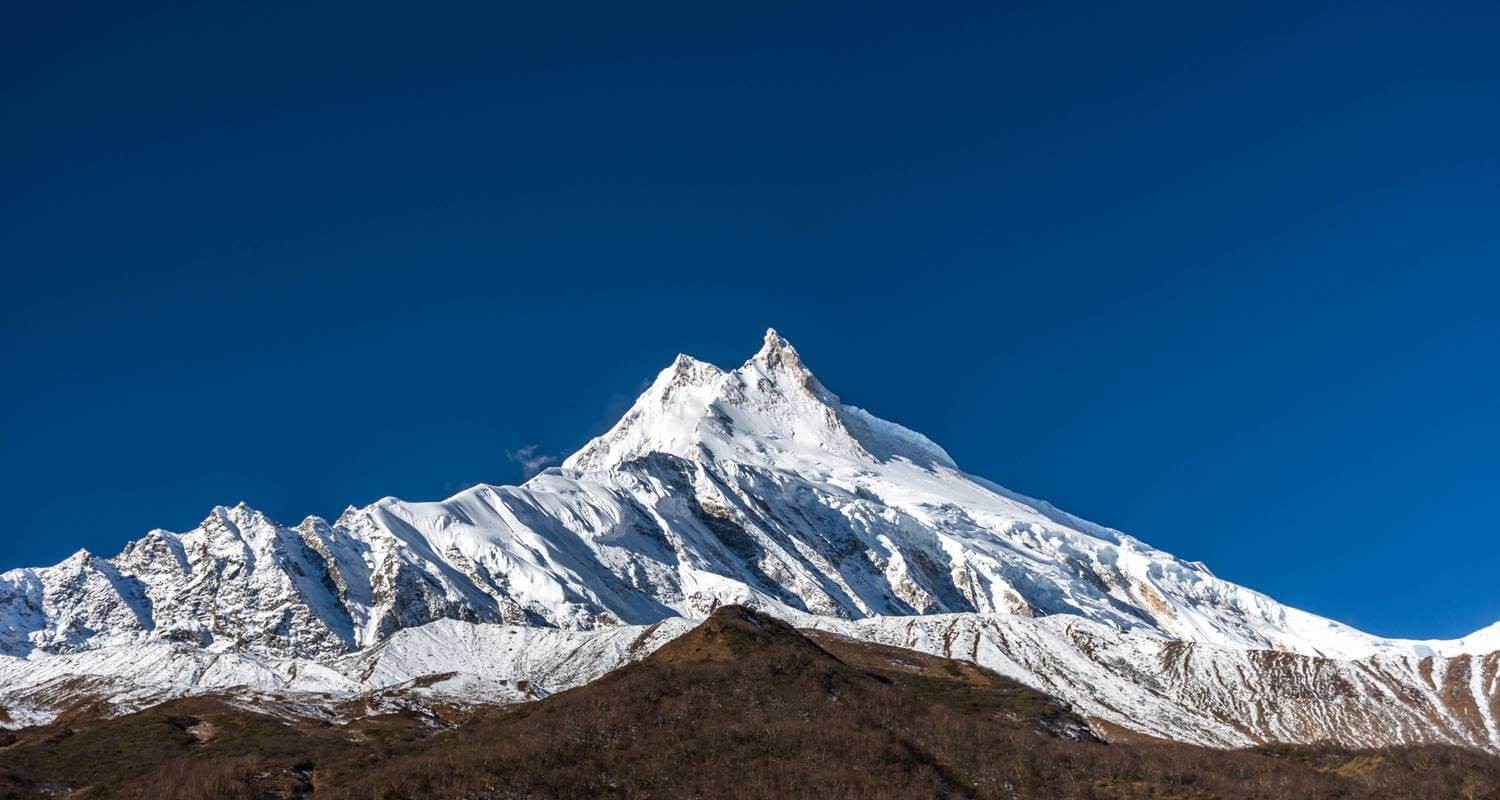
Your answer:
(3, 2), (1496, 639)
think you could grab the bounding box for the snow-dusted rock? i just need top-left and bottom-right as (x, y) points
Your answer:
(804, 612), (1500, 751)
(1, 330), (1495, 750)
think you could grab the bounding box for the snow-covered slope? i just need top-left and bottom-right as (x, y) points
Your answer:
(0, 617), (693, 728)
(806, 612), (1500, 751)
(1, 330), (1495, 749)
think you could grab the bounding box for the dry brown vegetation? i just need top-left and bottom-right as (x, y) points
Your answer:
(2, 606), (1498, 799)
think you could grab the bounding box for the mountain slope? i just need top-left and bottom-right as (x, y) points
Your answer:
(0, 618), (694, 728)
(1, 330), (1495, 752)
(4, 608), (1497, 800)
(324, 607), (1500, 800)
(810, 612), (1500, 751)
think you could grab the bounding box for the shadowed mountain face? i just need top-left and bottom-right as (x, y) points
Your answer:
(2, 608), (1499, 800)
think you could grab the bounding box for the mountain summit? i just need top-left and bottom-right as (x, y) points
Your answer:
(564, 328), (952, 473)
(1, 330), (1497, 751)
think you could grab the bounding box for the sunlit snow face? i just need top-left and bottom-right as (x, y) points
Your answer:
(3, 331), (1497, 753)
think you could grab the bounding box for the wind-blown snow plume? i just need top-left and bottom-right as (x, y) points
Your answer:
(507, 444), (559, 477)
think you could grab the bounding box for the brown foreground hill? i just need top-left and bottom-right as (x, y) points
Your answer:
(2, 606), (1498, 799)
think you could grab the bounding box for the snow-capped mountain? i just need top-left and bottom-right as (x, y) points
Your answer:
(2, 330), (1496, 749)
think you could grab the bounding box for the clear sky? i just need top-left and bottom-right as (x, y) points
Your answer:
(3, 2), (1496, 639)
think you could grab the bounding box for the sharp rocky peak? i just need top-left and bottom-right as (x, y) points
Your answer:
(663, 352), (723, 387)
(751, 327), (802, 370)
(660, 328), (811, 387)
(563, 328), (872, 472)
